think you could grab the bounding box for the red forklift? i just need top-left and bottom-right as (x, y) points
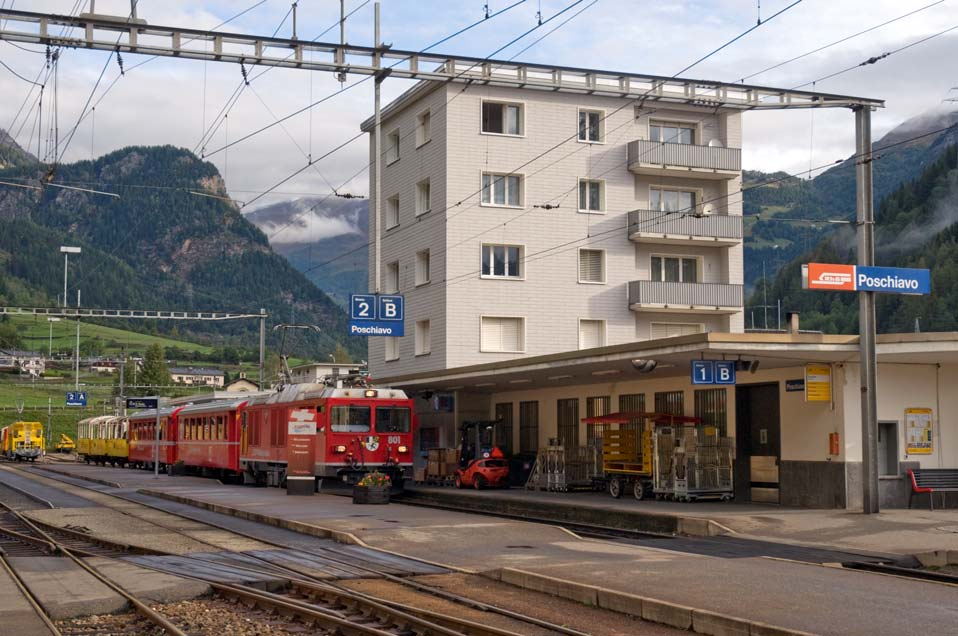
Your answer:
(454, 420), (510, 489)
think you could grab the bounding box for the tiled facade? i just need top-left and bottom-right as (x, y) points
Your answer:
(365, 82), (744, 379)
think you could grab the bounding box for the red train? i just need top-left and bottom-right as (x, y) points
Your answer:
(125, 383), (415, 489)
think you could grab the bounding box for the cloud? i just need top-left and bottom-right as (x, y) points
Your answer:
(1, 0), (954, 206)
(256, 207), (364, 245)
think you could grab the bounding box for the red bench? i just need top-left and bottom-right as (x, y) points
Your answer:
(908, 469), (958, 510)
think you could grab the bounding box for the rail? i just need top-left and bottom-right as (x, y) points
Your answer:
(628, 281), (743, 308)
(628, 139), (742, 172)
(628, 209), (743, 240)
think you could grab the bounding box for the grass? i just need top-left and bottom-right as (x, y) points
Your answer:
(7, 314), (216, 357)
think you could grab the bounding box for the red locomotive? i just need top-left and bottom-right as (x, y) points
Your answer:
(123, 381), (415, 490)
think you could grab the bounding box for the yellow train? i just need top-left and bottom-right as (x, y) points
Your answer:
(1, 421), (44, 461)
(76, 415), (129, 466)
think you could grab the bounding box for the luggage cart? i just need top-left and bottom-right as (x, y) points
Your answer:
(655, 420), (734, 502)
(583, 412), (701, 500)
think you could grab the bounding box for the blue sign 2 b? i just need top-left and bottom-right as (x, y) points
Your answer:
(66, 391), (87, 407)
(349, 294), (405, 337)
(691, 361), (736, 385)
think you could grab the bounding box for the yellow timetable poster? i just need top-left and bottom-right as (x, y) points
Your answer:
(805, 364), (832, 402)
(905, 408), (934, 455)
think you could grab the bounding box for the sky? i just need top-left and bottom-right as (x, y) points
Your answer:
(0, 0), (955, 211)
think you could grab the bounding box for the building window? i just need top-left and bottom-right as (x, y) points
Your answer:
(650, 322), (704, 339)
(651, 255), (698, 283)
(481, 244), (522, 279)
(416, 179), (431, 216)
(416, 110), (431, 146)
(481, 173), (522, 207)
(578, 319), (606, 349)
(415, 320), (431, 356)
(481, 101), (523, 135)
(578, 109), (603, 142)
(519, 401), (539, 453)
(495, 402), (514, 455)
(654, 390), (684, 416)
(650, 187), (696, 213)
(557, 398), (579, 448)
(694, 388), (727, 436)
(384, 336), (399, 361)
(415, 249), (430, 286)
(586, 395), (611, 448)
(480, 316), (524, 353)
(618, 393), (645, 414)
(578, 249), (606, 284)
(386, 128), (400, 163)
(650, 120), (695, 145)
(385, 260), (399, 293)
(578, 179), (604, 213)
(386, 195), (400, 229)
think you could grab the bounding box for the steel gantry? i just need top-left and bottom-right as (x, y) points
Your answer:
(0, 5), (886, 512)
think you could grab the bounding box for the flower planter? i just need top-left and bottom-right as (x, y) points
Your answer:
(352, 484), (390, 505)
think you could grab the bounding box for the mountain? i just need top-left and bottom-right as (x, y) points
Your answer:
(0, 129), (36, 170)
(245, 198), (368, 308)
(743, 108), (958, 292)
(0, 139), (362, 360)
(753, 143), (958, 334)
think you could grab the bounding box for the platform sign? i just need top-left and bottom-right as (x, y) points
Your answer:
(905, 407), (934, 455)
(286, 408), (317, 496)
(804, 364), (832, 402)
(691, 361), (736, 385)
(126, 397), (158, 410)
(349, 293), (405, 336)
(691, 360), (714, 385)
(803, 263), (930, 295)
(66, 391), (87, 407)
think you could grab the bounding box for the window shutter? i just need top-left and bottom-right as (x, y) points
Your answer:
(482, 317), (522, 352)
(579, 250), (603, 282)
(579, 320), (603, 349)
(651, 322), (703, 339)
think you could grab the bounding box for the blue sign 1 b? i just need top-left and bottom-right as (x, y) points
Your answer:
(691, 361), (714, 385)
(66, 391), (87, 407)
(349, 294), (405, 337)
(691, 361), (736, 385)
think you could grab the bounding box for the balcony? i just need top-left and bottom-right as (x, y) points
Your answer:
(627, 139), (741, 180)
(628, 281), (743, 314)
(628, 210), (743, 246)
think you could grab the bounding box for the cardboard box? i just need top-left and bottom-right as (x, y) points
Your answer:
(427, 460), (440, 476)
(428, 449), (442, 462)
(441, 448), (460, 463)
(413, 468), (425, 482)
(442, 462), (460, 476)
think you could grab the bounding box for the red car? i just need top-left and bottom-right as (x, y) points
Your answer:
(455, 457), (509, 489)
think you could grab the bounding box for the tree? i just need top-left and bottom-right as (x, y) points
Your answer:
(331, 343), (352, 363)
(140, 343), (172, 394)
(0, 322), (21, 349)
(79, 337), (105, 357)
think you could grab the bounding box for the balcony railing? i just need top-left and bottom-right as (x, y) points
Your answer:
(628, 281), (743, 310)
(628, 210), (743, 242)
(628, 139), (741, 173)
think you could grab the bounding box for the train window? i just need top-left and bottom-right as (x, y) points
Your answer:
(375, 407), (411, 433)
(330, 406), (371, 432)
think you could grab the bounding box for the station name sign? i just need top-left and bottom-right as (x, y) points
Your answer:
(126, 397), (158, 410)
(802, 263), (930, 295)
(349, 294), (405, 336)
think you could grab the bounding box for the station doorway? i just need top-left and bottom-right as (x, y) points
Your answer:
(735, 383), (781, 503)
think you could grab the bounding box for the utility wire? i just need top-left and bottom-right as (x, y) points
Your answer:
(302, 0), (801, 274)
(737, 0), (945, 83)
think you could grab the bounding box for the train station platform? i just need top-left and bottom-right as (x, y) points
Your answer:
(9, 462), (958, 636)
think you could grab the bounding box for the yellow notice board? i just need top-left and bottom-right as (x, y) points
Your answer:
(805, 364), (832, 402)
(905, 408), (934, 455)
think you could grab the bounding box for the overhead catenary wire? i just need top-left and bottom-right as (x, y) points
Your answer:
(300, 0), (803, 275)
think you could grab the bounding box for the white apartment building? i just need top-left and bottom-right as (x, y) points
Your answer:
(363, 81), (744, 379)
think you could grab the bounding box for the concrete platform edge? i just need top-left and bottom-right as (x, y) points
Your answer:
(136, 488), (475, 575)
(486, 568), (817, 636)
(35, 465), (123, 489)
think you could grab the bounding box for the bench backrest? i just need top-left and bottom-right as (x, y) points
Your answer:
(911, 469), (958, 488)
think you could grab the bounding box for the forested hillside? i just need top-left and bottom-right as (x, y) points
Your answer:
(753, 144), (958, 333)
(0, 136), (362, 359)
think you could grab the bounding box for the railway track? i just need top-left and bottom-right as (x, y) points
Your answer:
(1, 470), (587, 636)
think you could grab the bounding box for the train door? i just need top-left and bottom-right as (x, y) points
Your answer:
(735, 383), (781, 504)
